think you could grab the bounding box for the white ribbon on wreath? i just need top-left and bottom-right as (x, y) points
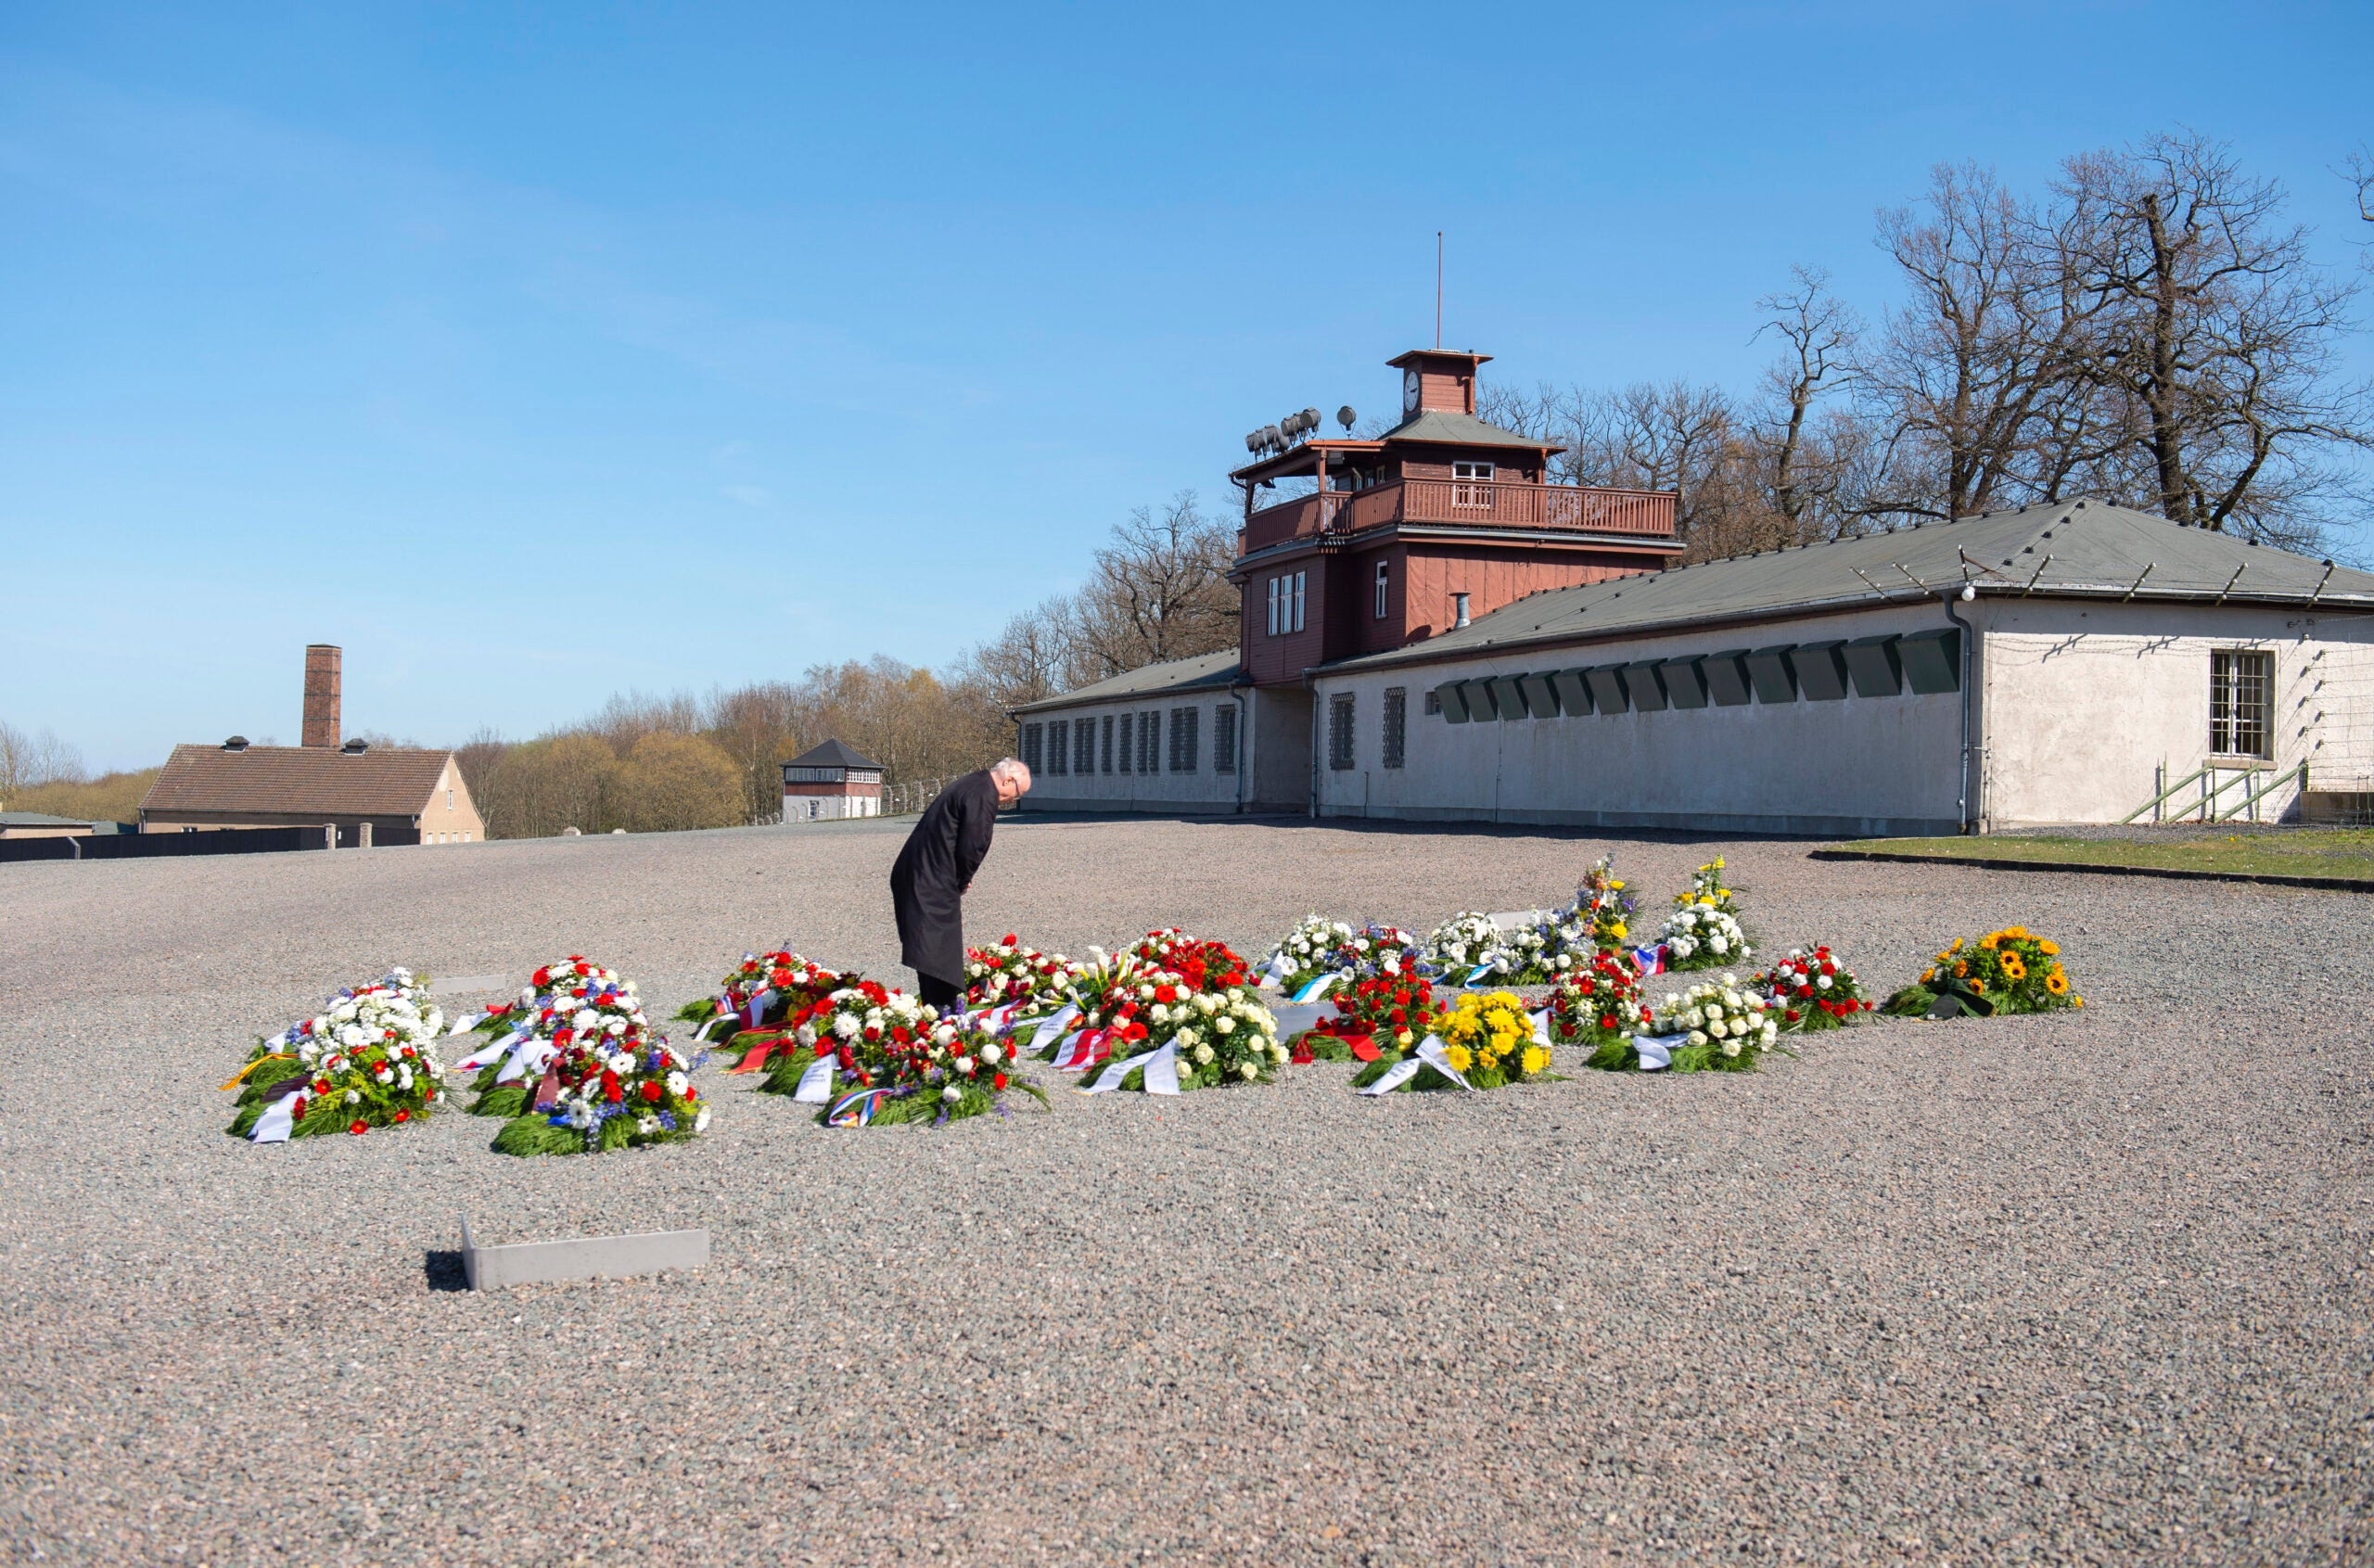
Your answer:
(1627, 1032), (1690, 1071)
(793, 1054), (838, 1103)
(1358, 1034), (1474, 1095)
(1079, 1039), (1181, 1096)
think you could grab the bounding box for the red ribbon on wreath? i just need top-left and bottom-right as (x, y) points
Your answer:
(724, 1029), (798, 1075)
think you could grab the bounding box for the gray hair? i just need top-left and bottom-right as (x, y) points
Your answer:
(989, 757), (1031, 787)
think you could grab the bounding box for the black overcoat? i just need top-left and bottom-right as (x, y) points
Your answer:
(889, 769), (1000, 985)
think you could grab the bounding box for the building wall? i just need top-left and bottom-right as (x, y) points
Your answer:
(1242, 563), (1330, 685)
(1017, 697), (1247, 814)
(1400, 545), (1645, 644)
(783, 791), (881, 822)
(1980, 600), (2374, 826)
(1307, 596), (2374, 833)
(1312, 602), (1971, 835)
(418, 757), (487, 845)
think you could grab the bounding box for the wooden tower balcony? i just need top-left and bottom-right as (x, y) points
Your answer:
(1239, 477), (1678, 556)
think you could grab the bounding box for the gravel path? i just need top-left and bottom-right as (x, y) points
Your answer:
(2, 817), (2368, 1565)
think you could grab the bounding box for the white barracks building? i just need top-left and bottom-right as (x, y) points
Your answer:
(1015, 348), (2374, 835)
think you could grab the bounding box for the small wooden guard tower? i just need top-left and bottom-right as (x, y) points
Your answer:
(780, 739), (885, 822)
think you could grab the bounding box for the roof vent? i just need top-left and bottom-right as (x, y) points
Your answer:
(340, 738), (369, 755)
(223, 735), (249, 752)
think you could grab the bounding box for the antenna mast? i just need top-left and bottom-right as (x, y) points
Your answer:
(1435, 231), (1443, 349)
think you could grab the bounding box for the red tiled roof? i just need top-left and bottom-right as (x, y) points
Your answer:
(141, 745), (453, 817)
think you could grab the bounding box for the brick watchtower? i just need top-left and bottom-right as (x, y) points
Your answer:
(1223, 349), (1681, 805)
(779, 739), (885, 822)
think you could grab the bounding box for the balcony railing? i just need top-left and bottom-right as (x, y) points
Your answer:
(1241, 478), (1677, 554)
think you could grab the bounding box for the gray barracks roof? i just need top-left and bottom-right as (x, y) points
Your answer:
(1325, 498), (2374, 676)
(1011, 649), (1242, 716)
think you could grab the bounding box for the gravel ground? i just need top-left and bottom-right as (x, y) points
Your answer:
(2, 815), (2368, 1566)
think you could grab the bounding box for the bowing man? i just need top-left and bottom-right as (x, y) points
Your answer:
(888, 758), (1031, 1012)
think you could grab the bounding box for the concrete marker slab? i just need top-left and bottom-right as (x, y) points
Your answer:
(458, 1213), (709, 1291)
(431, 974), (511, 995)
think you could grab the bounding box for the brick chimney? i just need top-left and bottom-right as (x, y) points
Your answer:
(302, 644), (342, 748)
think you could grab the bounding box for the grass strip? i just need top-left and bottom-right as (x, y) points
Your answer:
(1819, 830), (2374, 890)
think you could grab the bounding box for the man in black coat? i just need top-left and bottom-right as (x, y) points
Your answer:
(889, 758), (1031, 1011)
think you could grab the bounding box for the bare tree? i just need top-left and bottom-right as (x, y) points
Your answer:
(1750, 266), (1864, 537)
(2060, 132), (2372, 546)
(2346, 144), (2374, 226)
(452, 728), (509, 821)
(0, 720), (85, 802)
(479, 733), (617, 837)
(706, 682), (812, 824)
(1858, 163), (2102, 522)
(954, 594), (1082, 710)
(1066, 491), (1240, 680)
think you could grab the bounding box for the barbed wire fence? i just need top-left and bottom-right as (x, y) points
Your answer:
(771, 776), (946, 826)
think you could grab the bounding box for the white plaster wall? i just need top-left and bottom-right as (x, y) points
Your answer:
(781, 794), (880, 822)
(1017, 699), (1247, 813)
(1981, 600), (2374, 825)
(1314, 604), (1970, 835)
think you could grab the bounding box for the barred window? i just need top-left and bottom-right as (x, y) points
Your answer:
(2210, 650), (2274, 759)
(1169, 706), (1200, 772)
(1382, 687), (1407, 769)
(1213, 704), (1238, 774)
(1046, 719), (1069, 776)
(1139, 711), (1160, 774)
(1020, 722), (1043, 773)
(1117, 712), (1131, 774)
(1100, 714), (1115, 773)
(1328, 692), (1356, 771)
(1075, 716), (1095, 775)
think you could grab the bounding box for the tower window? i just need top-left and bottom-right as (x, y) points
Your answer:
(1374, 561), (1390, 619)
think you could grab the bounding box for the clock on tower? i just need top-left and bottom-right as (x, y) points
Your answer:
(1403, 367), (1421, 415)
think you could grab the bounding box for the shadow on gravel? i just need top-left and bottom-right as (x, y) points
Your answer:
(424, 1250), (470, 1293)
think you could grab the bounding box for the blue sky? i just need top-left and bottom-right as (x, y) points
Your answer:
(5, 2), (2369, 771)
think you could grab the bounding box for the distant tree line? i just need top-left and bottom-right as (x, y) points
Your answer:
(0, 719), (160, 822)
(456, 660), (1012, 838)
